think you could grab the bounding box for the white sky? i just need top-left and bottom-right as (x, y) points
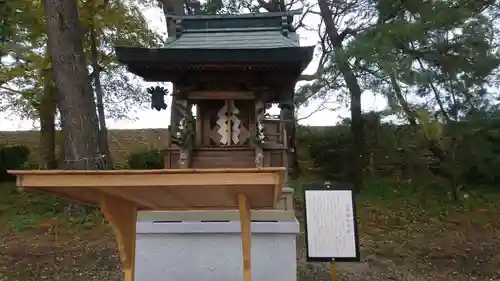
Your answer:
(0, 6), (387, 131)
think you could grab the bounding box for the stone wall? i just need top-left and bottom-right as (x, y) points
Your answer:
(0, 129), (170, 168)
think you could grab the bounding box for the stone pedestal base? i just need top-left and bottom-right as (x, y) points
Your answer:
(134, 220), (299, 281)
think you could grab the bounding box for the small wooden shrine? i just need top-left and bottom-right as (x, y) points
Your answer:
(115, 9), (314, 172)
(9, 9), (313, 281)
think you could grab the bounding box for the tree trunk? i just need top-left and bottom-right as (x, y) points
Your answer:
(389, 71), (454, 186)
(90, 21), (113, 168)
(38, 69), (57, 169)
(56, 105), (66, 168)
(389, 72), (417, 126)
(341, 59), (365, 193)
(317, 0), (365, 192)
(43, 0), (100, 170)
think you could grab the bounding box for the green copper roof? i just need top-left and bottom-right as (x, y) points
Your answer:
(164, 9), (304, 49)
(165, 31), (299, 49)
(114, 9), (315, 89)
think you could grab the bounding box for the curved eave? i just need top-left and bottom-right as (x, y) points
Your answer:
(115, 46), (315, 78)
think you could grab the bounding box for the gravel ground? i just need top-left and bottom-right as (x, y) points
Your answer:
(295, 231), (500, 281)
(1, 227), (498, 281)
(296, 252), (499, 281)
(297, 250), (500, 281)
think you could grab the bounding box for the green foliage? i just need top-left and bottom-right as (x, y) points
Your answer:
(0, 0), (162, 121)
(446, 117), (500, 185)
(0, 145), (30, 182)
(299, 126), (352, 180)
(347, 0), (500, 121)
(300, 119), (500, 189)
(359, 177), (499, 211)
(127, 149), (165, 169)
(297, 0), (500, 196)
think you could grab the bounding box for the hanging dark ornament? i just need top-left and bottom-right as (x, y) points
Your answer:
(148, 86), (168, 111)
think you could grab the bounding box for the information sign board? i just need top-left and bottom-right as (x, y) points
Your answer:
(303, 182), (360, 262)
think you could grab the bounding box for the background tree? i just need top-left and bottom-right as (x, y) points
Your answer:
(298, 0), (500, 192)
(346, 0), (500, 197)
(297, 0), (374, 191)
(42, 0), (100, 169)
(80, 0), (161, 167)
(1, 0), (160, 169)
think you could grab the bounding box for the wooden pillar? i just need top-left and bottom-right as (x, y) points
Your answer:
(99, 193), (137, 281)
(196, 104), (202, 146)
(254, 100), (265, 167)
(238, 193), (251, 281)
(174, 99), (192, 169)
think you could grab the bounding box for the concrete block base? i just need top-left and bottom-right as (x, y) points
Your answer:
(135, 220), (299, 281)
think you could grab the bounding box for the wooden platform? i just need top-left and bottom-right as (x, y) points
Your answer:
(8, 167), (286, 281)
(10, 168), (284, 210)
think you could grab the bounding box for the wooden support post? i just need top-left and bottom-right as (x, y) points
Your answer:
(254, 100), (265, 167)
(100, 193), (137, 281)
(238, 193), (251, 281)
(330, 262), (337, 281)
(196, 105), (202, 146)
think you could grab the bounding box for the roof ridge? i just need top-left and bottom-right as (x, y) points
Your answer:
(182, 26), (284, 33)
(166, 9), (303, 21)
